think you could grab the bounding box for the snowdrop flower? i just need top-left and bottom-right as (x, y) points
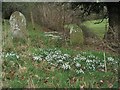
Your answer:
(73, 57), (79, 61)
(82, 52), (86, 54)
(107, 57), (114, 62)
(114, 61), (118, 64)
(88, 54), (95, 58)
(62, 62), (71, 70)
(86, 59), (93, 63)
(80, 56), (86, 60)
(75, 63), (81, 68)
(99, 63), (105, 68)
(5, 52), (20, 59)
(92, 64), (95, 70)
(57, 59), (63, 63)
(88, 66), (92, 70)
(16, 55), (20, 59)
(52, 54), (58, 58)
(92, 59), (96, 62)
(73, 54), (81, 61)
(55, 50), (62, 55)
(61, 56), (66, 60)
(33, 56), (39, 61)
(64, 54), (70, 57)
(76, 69), (84, 74)
(33, 56), (42, 61)
(5, 53), (9, 58)
(76, 70), (80, 74)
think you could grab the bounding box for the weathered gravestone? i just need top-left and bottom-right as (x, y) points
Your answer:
(65, 24), (84, 46)
(9, 11), (28, 44)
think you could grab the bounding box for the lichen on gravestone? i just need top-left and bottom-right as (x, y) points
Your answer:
(9, 11), (28, 44)
(65, 24), (84, 46)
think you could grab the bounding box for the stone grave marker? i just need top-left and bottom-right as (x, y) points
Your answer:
(9, 11), (28, 44)
(65, 24), (84, 46)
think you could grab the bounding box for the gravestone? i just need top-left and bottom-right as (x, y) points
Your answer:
(65, 24), (84, 46)
(9, 11), (28, 44)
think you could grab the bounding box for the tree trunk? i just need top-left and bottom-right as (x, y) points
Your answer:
(104, 3), (120, 53)
(30, 11), (35, 30)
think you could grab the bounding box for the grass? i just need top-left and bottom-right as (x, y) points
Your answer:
(2, 48), (119, 88)
(83, 19), (108, 39)
(2, 19), (119, 88)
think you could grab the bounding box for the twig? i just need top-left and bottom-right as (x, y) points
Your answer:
(102, 41), (117, 52)
(103, 52), (107, 72)
(94, 14), (108, 24)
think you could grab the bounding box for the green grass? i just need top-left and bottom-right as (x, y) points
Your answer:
(3, 47), (119, 88)
(83, 19), (108, 39)
(2, 19), (119, 88)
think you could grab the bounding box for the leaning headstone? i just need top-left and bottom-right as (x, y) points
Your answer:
(65, 24), (84, 46)
(9, 11), (28, 44)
